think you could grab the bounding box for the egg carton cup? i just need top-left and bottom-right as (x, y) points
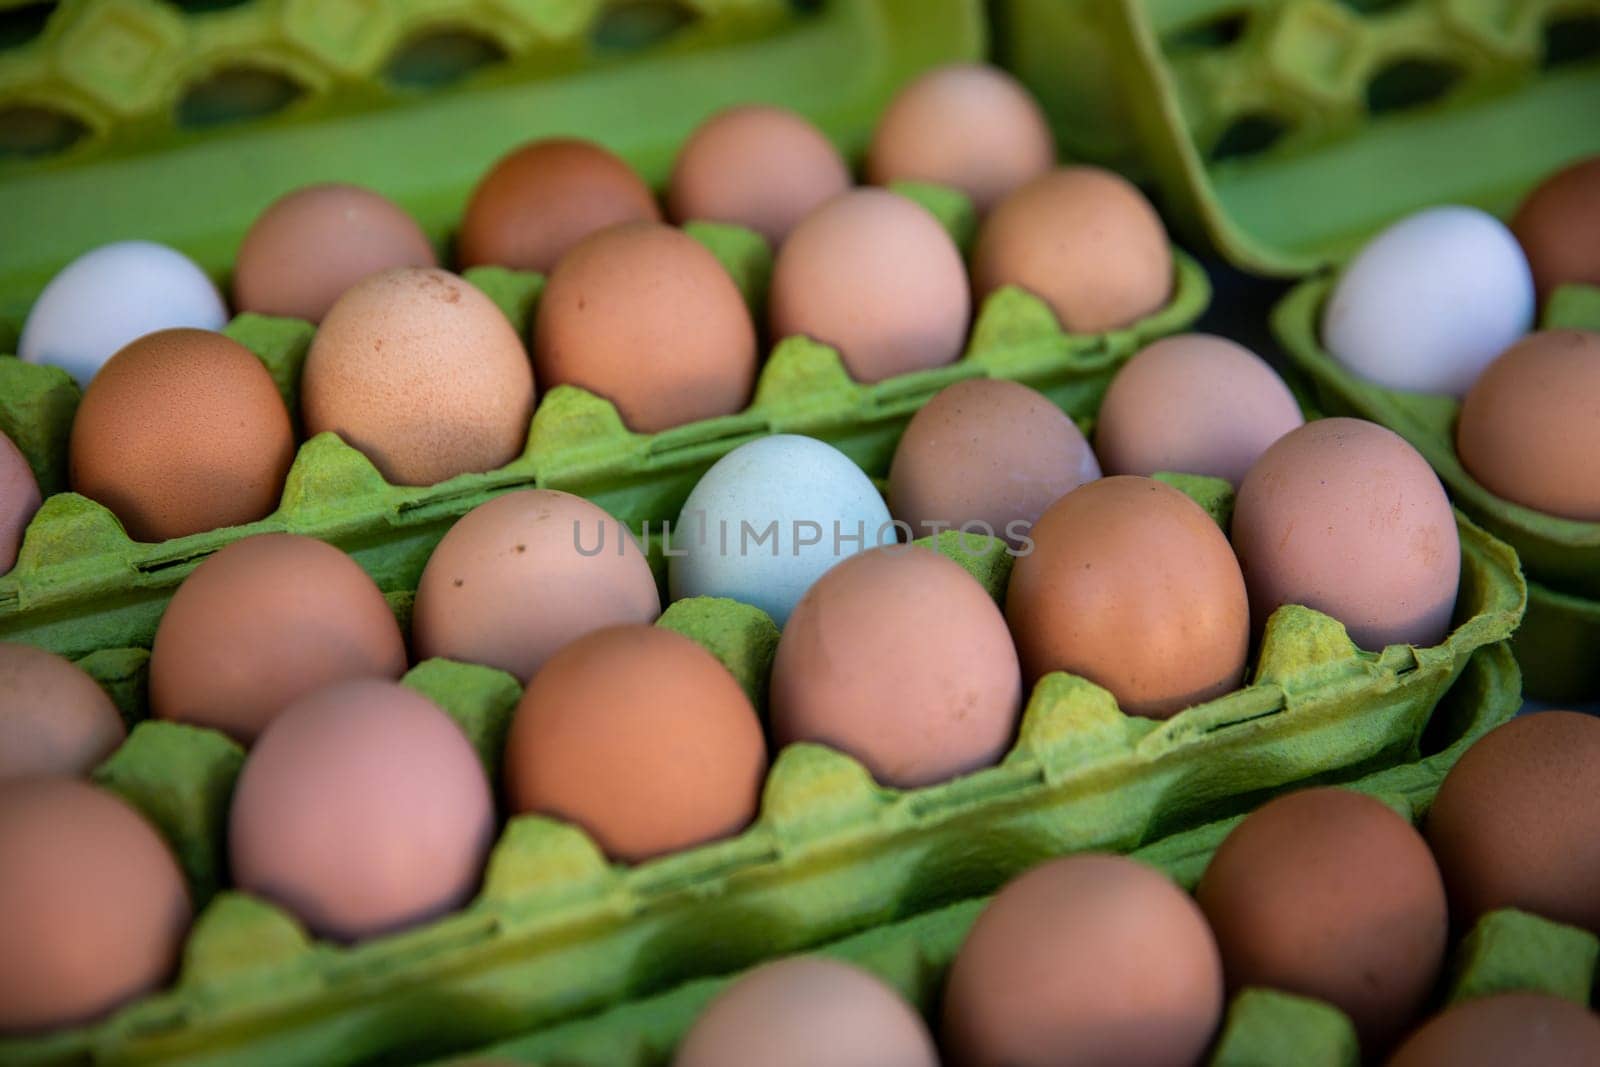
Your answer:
(1274, 277), (1600, 700)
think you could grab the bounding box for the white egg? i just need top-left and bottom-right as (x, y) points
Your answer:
(1321, 206), (1534, 397)
(19, 241), (228, 387)
(669, 435), (895, 626)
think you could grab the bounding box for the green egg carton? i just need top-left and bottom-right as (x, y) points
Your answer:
(1274, 278), (1600, 701)
(421, 639), (1526, 1067)
(999, 0), (1600, 275)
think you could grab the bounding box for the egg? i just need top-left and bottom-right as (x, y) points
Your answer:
(941, 854), (1223, 1067)
(888, 378), (1100, 547)
(1093, 334), (1304, 486)
(232, 183), (437, 322)
(769, 188), (970, 383)
(971, 167), (1172, 334)
(413, 490), (661, 683)
(0, 643), (124, 781)
(0, 778), (190, 1033)
(0, 431), (41, 574)
(771, 545), (1022, 789)
(675, 957), (938, 1067)
(69, 327), (295, 542)
(301, 267), (535, 486)
(866, 63), (1055, 214)
(1005, 475), (1249, 718)
(504, 624), (765, 863)
(1386, 993), (1600, 1067)
(667, 105), (851, 247)
(1425, 711), (1600, 934)
(1456, 330), (1600, 521)
(457, 138), (661, 273)
(1197, 788), (1448, 1051)
(149, 533), (407, 744)
(1511, 155), (1600, 302)
(229, 679), (494, 942)
(1231, 418), (1460, 650)
(669, 435), (894, 627)
(533, 222), (757, 432)
(18, 241), (228, 387)
(1321, 206), (1534, 396)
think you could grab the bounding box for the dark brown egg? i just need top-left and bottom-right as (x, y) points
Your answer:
(0, 643), (124, 781)
(1386, 992), (1600, 1067)
(1511, 155), (1600, 302)
(0, 430), (40, 574)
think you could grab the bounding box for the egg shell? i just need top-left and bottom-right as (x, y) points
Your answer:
(1320, 206), (1534, 397)
(18, 241), (228, 387)
(0, 431), (41, 574)
(1511, 155), (1600, 301)
(668, 435), (894, 627)
(0, 643), (124, 781)
(1093, 333), (1303, 487)
(1386, 992), (1600, 1067)
(301, 267), (535, 486)
(675, 957), (938, 1067)
(533, 222), (757, 433)
(149, 533), (407, 744)
(940, 854), (1223, 1067)
(768, 188), (970, 383)
(1231, 417), (1460, 651)
(0, 778), (190, 1034)
(69, 327), (295, 542)
(1196, 788), (1448, 1052)
(413, 490), (661, 683)
(887, 378), (1100, 547)
(503, 624), (766, 864)
(457, 138), (661, 273)
(229, 679), (495, 942)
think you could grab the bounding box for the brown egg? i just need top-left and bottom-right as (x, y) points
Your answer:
(1094, 334), (1304, 486)
(1386, 992), (1600, 1067)
(1197, 788), (1448, 1052)
(1232, 418), (1460, 650)
(457, 138), (661, 273)
(1425, 711), (1600, 933)
(972, 167), (1172, 334)
(941, 854), (1223, 1067)
(676, 956), (939, 1067)
(533, 222), (756, 433)
(0, 643), (124, 781)
(888, 378), (1100, 547)
(770, 189), (970, 383)
(1511, 155), (1600, 302)
(504, 624), (765, 863)
(1456, 330), (1600, 521)
(413, 490), (661, 683)
(1005, 475), (1248, 718)
(149, 533), (407, 744)
(302, 267), (535, 485)
(229, 679), (494, 942)
(0, 430), (40, 573)
(69, 327), (295, 541)
(866, 63), (1055, 215)
(0, 778), (190, 1033)
(668, 105), (851, 247)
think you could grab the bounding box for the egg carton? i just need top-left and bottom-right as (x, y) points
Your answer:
(999, 0), (1600, 275)
(1274, 279), (1600, 701)
(413, 638), (1528, 1067)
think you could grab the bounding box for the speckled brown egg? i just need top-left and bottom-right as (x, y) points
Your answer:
(69, 327), (295, 542)
(0, 643), (124, 781)
(668, 105), (851, 247)
(533, 222), (756, 433)
(504, 624), (765, 863)
(302, 267), (535, 485)
(972, 167), (1172, 334)
(1197, 788), (1448, 1052)
(1005, 475), (1248, 718)
(1232, 418), (1460, 651)
(1511, 155), (1600, 302)
(149, 533), (406, 744)
(0, 431), (40, 574)
(888, 378), (1100, 547)
(457, 138), (661, 273)
(0, 778), (190, 1034)
(941, 854), (1223, 1067)
(1456, 330), (1600, 521)
(1387, 992), (1600, 1067)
